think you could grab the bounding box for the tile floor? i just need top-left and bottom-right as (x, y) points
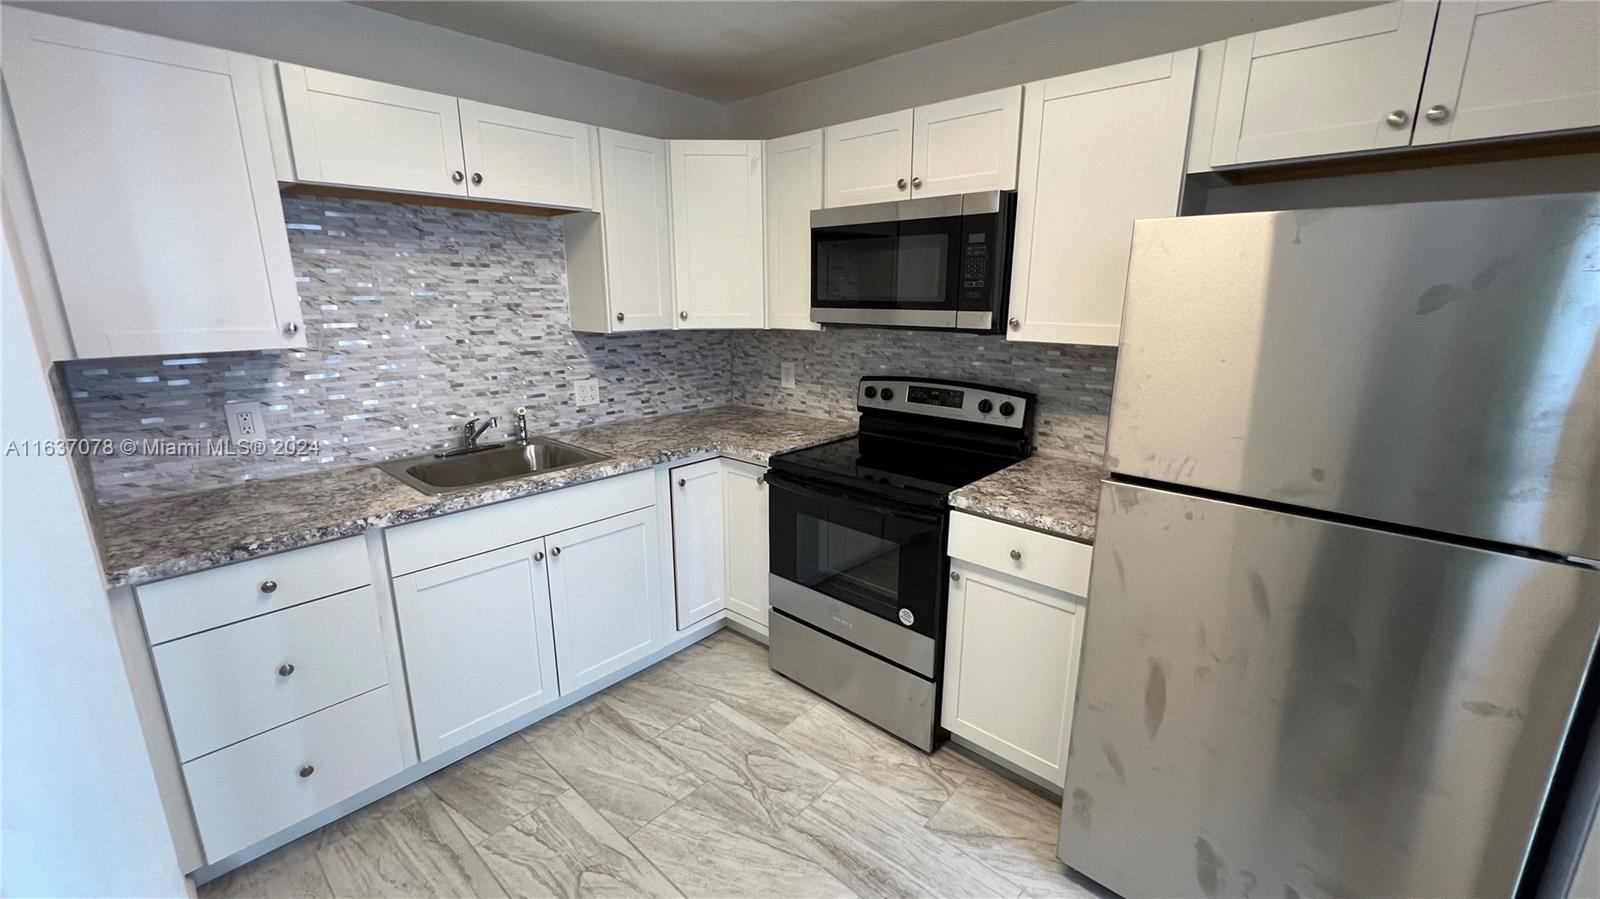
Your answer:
(200, 630), (1110, 898)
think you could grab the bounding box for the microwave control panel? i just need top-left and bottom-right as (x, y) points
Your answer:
(960, 233), (989, 302)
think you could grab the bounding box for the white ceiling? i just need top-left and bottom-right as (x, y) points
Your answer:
(358, 1), (1070, 102)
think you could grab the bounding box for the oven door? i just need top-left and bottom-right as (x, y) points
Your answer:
(811, 213), (963, 328)
(767, 471), (946, 675)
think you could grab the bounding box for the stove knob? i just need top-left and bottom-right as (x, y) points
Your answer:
(999, 401), (1015, 417)
(977, 399), (993, 414)
(880, 388), (895, 401)
(864, 386), (878, 399)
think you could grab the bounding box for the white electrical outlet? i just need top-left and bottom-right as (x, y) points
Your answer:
(225, 401), (267, 442)
(574, 378), (600, 407)
(780, 361), (796, 389)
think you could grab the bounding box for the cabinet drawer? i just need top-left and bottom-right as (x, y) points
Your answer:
(184, 686), (402, 863)
(154, 586), (389, 761)
(136, 537), (371, 644)
(948, 512), (1092, 595)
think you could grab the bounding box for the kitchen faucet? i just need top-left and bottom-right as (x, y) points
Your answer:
(438, 415), (499, 457)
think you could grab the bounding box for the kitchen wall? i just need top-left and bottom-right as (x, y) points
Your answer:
(13, 0), (725, 137)
(63, 196), (734, 504)
(731, 329), (1117, 465)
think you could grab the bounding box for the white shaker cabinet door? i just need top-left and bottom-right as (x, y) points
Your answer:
(942, 561), (1085, 787)
(393, 541), (559, 760)
(1, 9), (302, 358)
(278, 64), (467, 196)
(545, 508), (664, 694)
(670, 459), (727, 630)
(910, 86), (1023, 198)
(458, 99), (594, 209)
(1413, 0), (1600, 146)
(1008, 50), (1197, 347)
(1210, 1), (1439, 166)
(670, 140), (766, 329)
(722, 460), (770, 631)
(763, 130), (823, 331)
(598, 128), (677, 332)
(823, 108), (914, 207)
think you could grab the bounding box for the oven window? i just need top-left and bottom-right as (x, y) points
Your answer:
(798, 513), (902, 618)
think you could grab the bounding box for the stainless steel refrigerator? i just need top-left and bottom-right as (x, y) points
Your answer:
(1058, 193), (1600, 899)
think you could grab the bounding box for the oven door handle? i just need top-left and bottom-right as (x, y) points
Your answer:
(765, 471), (944, 524)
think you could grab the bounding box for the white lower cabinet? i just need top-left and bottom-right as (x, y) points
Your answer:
(722, 460), (770, 631)
(545, 508), (665, 694)
(943, 513), (1092, 787)
(393, 541), (560, 761)
(670, 459), (727, 629)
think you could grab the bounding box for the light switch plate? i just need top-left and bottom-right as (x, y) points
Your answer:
(225, 401), (267, 441)
(780, 361), (796, 389)
(574, 378), (600, 407)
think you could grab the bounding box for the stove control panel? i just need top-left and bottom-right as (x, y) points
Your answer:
(857, 378), (1030, 428)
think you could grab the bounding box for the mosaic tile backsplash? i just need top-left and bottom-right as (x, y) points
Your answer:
(730, 329), (1116, 463)
(63, 197), (734, 503)
(62, 196), (1116, 504)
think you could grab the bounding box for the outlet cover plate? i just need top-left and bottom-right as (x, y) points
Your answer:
(780, 361), (796, 389)
(574, 378), (600, 407)
(225, 401), (267, 441)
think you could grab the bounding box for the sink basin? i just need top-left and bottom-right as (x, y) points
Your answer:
(378, 438), (610, 495)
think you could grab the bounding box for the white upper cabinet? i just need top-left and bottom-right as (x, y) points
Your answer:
(764, 130), (823, 331)
(1, 9), (302, 358)
(1413, 0), (1600, 146)
(1009, 50), (1197, 347)
(824, 88), (1022, 207)
(566, 128), (676, 333)
(823, 108), (913, 207)
(1210, 1), (1439, 166)
(279, 64), (467, 196)
(910, 86), (1023, 197)
(544, 508), (663, 694)
(670, 140), (766, 329)
(458, 99), (594, 209)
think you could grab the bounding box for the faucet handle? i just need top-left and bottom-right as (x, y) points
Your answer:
(462, 416), (479, 433)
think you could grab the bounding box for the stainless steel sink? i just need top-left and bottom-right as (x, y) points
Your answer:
(378, 438), (609, 495)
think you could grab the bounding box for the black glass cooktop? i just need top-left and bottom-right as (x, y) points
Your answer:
(770, 433), (1020, 501)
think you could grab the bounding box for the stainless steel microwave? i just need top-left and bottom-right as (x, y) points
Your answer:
(810, 190), (1016, 332)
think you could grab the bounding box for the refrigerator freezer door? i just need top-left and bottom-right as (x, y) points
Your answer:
(1108, 193), (1600, 558)
(1061, 482), (1600, 899)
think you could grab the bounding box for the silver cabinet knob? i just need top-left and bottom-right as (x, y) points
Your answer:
(896, 177), (907, 190)
(950, 570), (961, 582)
(260, 580), (278, 594)
(277, 662), (295, 677)
(1385, 109), (1410, 128)
(756, 474), (766, 486)
(615, 312), (625, 322)
(550, 546), (561, 557)
(677, 478), (686, 487)
(532, 550), (545, 562)
(910, 176), (922, 189)
(451, 170), (465, 184)
(1008, 318), (1020, 331)
(471, 172), (483, 185)
(282, 322), (300, 337)
(298, 764), (315, 778)
(1009, 549), (1022, 561)
(679, 310), (689, 321)
(1424, 104), (1450, 122)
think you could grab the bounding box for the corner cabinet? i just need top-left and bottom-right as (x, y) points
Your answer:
(669, 140), (766, 329)
(1007, 50), (1198, 346)
(764, 130), (823, 331)
(943, 512), (1093, 787)
(567, 129), (677, 333)
(823, 86), (1022, 207)
(721, 460), (771, 632)
(1, 8), (303, 358)
(669, 459), (727, 629)
(277, 64), (595, 210)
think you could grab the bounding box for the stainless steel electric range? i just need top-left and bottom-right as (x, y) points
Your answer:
(765, 376), (1036, 751)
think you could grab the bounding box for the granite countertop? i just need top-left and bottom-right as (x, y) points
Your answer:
(96, 406), (855, 587)
(947, 455), (1106, 543)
